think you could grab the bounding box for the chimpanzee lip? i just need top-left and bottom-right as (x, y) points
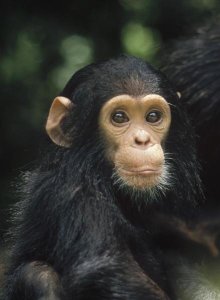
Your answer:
(121, 167), (162, 176)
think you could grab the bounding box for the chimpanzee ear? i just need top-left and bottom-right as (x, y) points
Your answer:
(46, 96), (74, 147)
(177, 92), (181, 98)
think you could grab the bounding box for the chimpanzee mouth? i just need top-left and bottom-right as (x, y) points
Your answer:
(111, 161), (173, 201)
(120, 167), (163, 176)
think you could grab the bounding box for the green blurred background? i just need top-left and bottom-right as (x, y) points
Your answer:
(1, 0), (220, 237)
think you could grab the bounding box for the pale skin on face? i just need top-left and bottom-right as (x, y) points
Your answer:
(99, 94), (171, 189)
(46, 94), (171, 190)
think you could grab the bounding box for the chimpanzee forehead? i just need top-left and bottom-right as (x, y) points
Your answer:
(61, 56), (176, 106)
(94, 61), (174, 98)
(92, 75), (171, 105)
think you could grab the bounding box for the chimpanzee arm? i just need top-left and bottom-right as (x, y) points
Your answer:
(5, 255), (170, 300)
(61, 252), (171, 300)
(5, 261), (64, 300)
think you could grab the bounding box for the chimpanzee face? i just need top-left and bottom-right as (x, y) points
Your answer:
(99, 94), (171, 191)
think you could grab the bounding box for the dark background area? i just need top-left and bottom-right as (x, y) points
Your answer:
(1, 0), (220, 237)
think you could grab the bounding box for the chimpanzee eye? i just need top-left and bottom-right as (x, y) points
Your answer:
(111, 111), (129, 124)
(146, 110), (162, 123)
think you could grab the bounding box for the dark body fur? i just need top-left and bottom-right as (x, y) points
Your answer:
(163, 26), (220, 210)
(5, 56), (202, 300)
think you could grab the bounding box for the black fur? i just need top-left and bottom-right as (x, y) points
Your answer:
(163, 26), (220, 209)
(5, 55), (202, 300)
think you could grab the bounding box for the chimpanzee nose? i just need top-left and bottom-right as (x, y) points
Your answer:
(134, 130), (150, 146)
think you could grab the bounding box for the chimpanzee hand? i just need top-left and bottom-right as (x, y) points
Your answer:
(7, 262), (64, 300)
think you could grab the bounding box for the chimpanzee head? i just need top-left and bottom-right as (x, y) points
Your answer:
(45, 55), (201, 207)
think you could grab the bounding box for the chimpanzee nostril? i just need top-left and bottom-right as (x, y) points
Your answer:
(134, 130), (150, 146)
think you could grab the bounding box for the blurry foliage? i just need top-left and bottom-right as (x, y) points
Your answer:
(52, 35), (94, 90)
(1, 32), (42, 82)
(121, 22), (161, 63)
(1, 0), (220, 232)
